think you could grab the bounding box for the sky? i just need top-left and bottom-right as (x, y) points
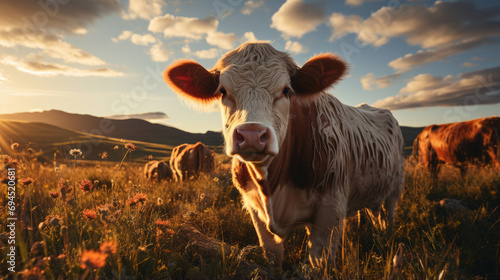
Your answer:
(0, 0), (499, 133)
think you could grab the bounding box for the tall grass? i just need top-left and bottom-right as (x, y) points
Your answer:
(0, 148), (498, 279)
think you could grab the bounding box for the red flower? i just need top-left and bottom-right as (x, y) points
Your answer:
(83, 209), (97, 221)
(125, 143), (136, 151)
(49, 192), (60, 198)
(21, 178), (34, 186)
(100, 241), (117, 255)
(79, 179), (93, 192)
(80, 250), (107, 269)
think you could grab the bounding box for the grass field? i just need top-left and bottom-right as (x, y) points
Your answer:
(1, 144), (499, 279)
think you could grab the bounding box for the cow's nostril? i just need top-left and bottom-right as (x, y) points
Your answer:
(235, 129), (245, 143)
(259, 130), (269, 144)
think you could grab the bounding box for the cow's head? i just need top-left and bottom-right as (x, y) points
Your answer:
(164, 42), (346, 179)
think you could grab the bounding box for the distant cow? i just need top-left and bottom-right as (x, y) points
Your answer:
(163, 42), (405, 268)
(169, 142), (214, 181)
(413, 116), (500, 177)
(144, 161), (172, 182)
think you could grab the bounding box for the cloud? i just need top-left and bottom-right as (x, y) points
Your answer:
(0, 29), (106, 66)
(361, 73), (399, 90)
(107, 112), (169, 120)
(149, 41), (172, 62)
(271, 0), (326, 38)
(181, 44), (191, 53)
(284, 40), (308, 54)
(0, 0), (122, 76)
(242, 31), (258, 43)
(387, 37), (497, 73)
(462, 62), (478, 68)
(0, 72), (6, 83)
(193, 48), (219, 59)
(124, 0), (165, 20)
(372, 67), (500, 110)
(206, 31), (238, 50)
(345, 0), (365, 7)
(0, 0), (122, 35)
(1, 56), (124, 77)
(148, 14), (218, 40)
(113, 31), (156, 45)
(329, 13), (363, 41)
(343, 2), (500, 48)
(131, 33), (156, 45)
(242, 0), (265, 15)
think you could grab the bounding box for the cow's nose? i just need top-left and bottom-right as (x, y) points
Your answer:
(233, 126), (270, 153)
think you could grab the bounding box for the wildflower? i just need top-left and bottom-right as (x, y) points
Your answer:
(79, 179), (93, 192)
(3, 157), (18, 169)
(157, 197), (163, 205)
(148, 155), (153, 160)
(80, 250), (107, 269)
(101, 151), (108, 159)
(22, 267), (43, 279)
(21, 178), (34, 186)
(48, 191), (60, 198)
(99, 241), (117, 255)
(83, 209), (98, 221)
(155, 219), (171, 228)
(126, 197), (138, 207)
(113, 145), (119, 150)
(27, 148), (35, 154)
(10, 143), (19, 151)
(213, 177), (219, 182)
(133, 193), (147, 203)
(69, 149), (82, 157)
(125, 143), (136, 151)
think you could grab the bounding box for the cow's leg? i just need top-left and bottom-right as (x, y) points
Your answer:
(307, 205), (346, 269)
(248, 209), (284, 266)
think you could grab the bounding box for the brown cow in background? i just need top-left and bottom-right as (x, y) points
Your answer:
(170, 142), (214, 181)
(413, 116), (500, 177)
(144, 160), (173, 182)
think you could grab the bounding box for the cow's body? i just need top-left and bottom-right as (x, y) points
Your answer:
(169, 142), (214, 181)
(163, 42), (405, 268)
(413, 116), (500, 177)
(144, 160), (172, 182)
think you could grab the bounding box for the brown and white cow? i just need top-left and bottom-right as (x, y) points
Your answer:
(413, 116), (500, 177)
(144, 160), (173, 182)
(163, 42), (405, 267)
(169, 142), (214, 182)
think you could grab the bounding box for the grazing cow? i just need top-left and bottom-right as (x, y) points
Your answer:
(169, 142), (214, 181)
(163, 42), (405, 268)
(144, 160), (173, 182)
(413, 116), (500, 177)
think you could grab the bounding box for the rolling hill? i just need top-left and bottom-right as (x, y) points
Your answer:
(0, 110), (223, 147)
(0, 120), (176, 163)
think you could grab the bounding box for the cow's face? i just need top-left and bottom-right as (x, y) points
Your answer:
(164, 42), (346, 178)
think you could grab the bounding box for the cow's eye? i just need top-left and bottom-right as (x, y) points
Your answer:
(282, 87), (290, 98)
(220, 87), (227, 96)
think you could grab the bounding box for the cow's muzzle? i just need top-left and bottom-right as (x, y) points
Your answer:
(230, 123), (276, 161)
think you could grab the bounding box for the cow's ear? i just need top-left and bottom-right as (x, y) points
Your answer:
(163, 60), (220, 106)
(291, 54), (346, 96)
